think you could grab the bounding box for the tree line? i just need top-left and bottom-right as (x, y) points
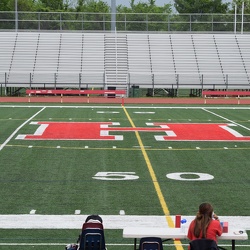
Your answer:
(0, 0), (249, 32)
(1, 0), (249, 14)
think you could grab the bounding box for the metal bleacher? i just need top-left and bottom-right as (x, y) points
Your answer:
(56, 33), (83, 86)
(56, 33), (105, 88)
(192, 34), (225, 88)
(127, 34), (152, 87)
(0, 32), (250, 91)
(149, 34), (176, 87)
(32, 33), (60, 86)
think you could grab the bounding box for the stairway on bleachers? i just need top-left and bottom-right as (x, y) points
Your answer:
(104, 33), (128, 90)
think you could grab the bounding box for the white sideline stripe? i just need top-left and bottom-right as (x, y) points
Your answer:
(0, 215), (249, 230)
(203, 109), (250, 132)
(0, 243), (67, 246)
(0, 107), (46, 151)
(0, 105), (249, 110)
(0, 243), (244, 247)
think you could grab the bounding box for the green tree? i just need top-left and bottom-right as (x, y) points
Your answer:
(76, 0), (109, 12)
(231, 0), (250, 32)
(0, 0), (11, 11)
(232, 0), (250, 13)
(75, 0), (110, 30)
(0, 0), (41, 30)
(172, 0), (230, 32)
(174, 0), (229, 14)
(3, 0), (38, 11)
(39, 0), (64, 11)
(117, 0), (171, 31)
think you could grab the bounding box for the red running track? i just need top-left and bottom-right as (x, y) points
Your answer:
(0, 96), (250, 105)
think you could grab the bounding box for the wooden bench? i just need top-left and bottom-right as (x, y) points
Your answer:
(26, 89), (126, 104)
(202, 90), (250, 104)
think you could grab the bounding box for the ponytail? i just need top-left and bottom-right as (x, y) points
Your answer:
(193, 203), (213, 238)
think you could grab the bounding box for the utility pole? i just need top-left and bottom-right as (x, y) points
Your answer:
(111, 0), (116, 32)
(241, 1), (244, 34)
(15, 0), (18, 31)
(234, 3), (237, 33)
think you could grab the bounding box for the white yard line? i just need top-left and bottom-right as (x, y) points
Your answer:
(202, 108), (250, 132)
(0, 215), (249, 230)
(0, 107), (46, 151)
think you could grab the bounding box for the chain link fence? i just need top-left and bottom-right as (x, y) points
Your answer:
(0, 11), (250, 33)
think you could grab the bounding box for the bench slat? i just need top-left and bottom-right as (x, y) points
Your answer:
(202, 91), (250, 96)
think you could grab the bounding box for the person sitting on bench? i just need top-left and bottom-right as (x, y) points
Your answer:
(187, 202), (222, 249)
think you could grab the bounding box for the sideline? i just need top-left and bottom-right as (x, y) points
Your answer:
(0, 215), (249, 230)
(203, 108), (250, 132)
(0, 104), (250, 109)
(0, 107), (46, 151)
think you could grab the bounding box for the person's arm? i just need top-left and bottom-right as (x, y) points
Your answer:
(213, 215), (223, 236)
(217, 223), (223, 236)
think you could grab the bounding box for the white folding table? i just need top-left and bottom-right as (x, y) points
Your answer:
(123, 227), (248, 250)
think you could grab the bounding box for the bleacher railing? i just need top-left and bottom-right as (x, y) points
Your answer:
(1, 72), (249, 91)
(0, 72), (106, 89)
(0, 11), (250, 33)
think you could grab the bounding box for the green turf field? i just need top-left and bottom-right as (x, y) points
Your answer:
(0, 103), (249, 250)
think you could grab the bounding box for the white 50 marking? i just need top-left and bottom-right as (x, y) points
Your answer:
(93, 172), (214, 181)
(93, 172), (139, 180)
(166, 172), (214, 181)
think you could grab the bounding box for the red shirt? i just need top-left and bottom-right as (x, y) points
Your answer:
(187, 219), (222, 243)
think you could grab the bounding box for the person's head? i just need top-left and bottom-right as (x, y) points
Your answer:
(198, 202), (214, 219)
(194, 202), (214, 238)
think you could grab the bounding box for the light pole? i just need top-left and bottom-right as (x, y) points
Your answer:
(111, 0), (116, 32)
(15, 0), (18, 31)
(234, 3), (237, 33)
(241, 1), (244, 34)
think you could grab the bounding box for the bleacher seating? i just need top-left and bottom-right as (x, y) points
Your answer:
(214, 34), (249, 85)
(8, 33), (39, 86)
(0, 32), (250, 90)
(191, 34), (225, 87)
(149, 34), (177, 87)
(0, 32), (16, 73)
(56, 32), (83, 84)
